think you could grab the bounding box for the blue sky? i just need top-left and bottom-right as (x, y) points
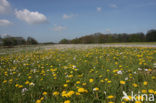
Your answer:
(0, 0), (156, 42)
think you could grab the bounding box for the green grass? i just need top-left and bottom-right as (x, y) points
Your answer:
(0, 47), (156, 103)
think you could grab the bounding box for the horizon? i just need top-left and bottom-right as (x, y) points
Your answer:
(0, 0), (156, 42)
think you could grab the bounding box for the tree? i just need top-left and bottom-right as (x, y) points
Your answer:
(146, 29), (156, 42)
(27, 37), (38, 45)
(2, 37), (26, 46)
(59, 39), (70, 44)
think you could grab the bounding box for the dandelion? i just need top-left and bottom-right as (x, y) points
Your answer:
(107, 95), (114, 99)
(93, 87), (99, 91)
(78, 88), (88, 93)
(148, 89), (154, 93)
(29, 82), (35, 86)
(36, 99), (41, 103)
(82, 83), (86, 86)
(53, 91), (59, 96)
(132, 83), (138, 87)
(143, 81), (148, 85)
(89, 78), (94, 83)
(64, 84), (68, 87)
(141, 90), (147, 93)
(64, 100), (70, 103)
(42, 92), (47, 96)
(120, 81), (126, 85)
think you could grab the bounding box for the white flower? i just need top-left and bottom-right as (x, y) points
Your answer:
(21, 88), (28, 95)
(73, 65), (76, 68)
(29, 82), (35, 86)
(138, 68), (142, 70)
(134, 71), (137, 74)
(144, 69), (148, 71)
(104, 91), (106, 94)
(125, 77), (128, 80)
(117, 70), (122, 74)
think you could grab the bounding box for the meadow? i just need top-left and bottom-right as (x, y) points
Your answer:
(0, 45), (156, 103)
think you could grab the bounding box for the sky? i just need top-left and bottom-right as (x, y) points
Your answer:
(0, 0), (156, 43)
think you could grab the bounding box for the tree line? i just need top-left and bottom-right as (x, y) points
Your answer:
(0, 36), (38, 46)
(59, 29), (156, 44)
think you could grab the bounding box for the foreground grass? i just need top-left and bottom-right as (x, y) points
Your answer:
(0, 47), (156, 103)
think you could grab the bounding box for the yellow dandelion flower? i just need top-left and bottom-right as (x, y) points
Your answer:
(64, 100), (70, 103)
(143, 81), (148, 85)
(42, 92), (47, 95)
(53, 91), (59, 96)
(120, 81), (126, 85)
(107, 95), (114, 99)
(89, 78), (94, 83)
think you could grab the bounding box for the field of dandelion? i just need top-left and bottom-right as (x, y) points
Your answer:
(0, 45), (156, 103)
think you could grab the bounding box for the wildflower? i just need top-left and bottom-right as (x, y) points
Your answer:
(117, 70), (122, 74)
(107, 95), (114, 99)
(148, 89), (154, 93)
(138, 68), (142, 70)
(120, 81), (126, 85)
(15, 84), (19, 87)
(108, 102), (114, 103)
(82, 83), (86, 86)
(25, 81), (29, 85)
(66, 80), (70, 83)
(42, 92), (47, 96)
(78, 88), (87, 93)
(135, 101), (142, 103)
(21, 88), (28, 94)
(89, 78), (94, 83)
(76, 92), (80, 95)
(141, 90), (147, 93)
(3, 80), (7, 83)
(125, 77), (128, 80)
(107, 80), (111, 83)
(76, 81), (80, 84)
(64, 100), (70, 103)
(64, 84), (68, 87)
(143, 81), (148, 85)
(53, 91), (59, 96)
(36, 99), (41, 103)
(29, 82), (35, 86)
(100, 80), (104, 83)
(19, 85), (23, 88)
(93, 87), (99, 91)
(132, 83), (138, 87)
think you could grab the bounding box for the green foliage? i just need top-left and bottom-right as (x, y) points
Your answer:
(27, 37), (38, 45)
(59, 30), (156, 44)
(146, 29), (156, 42)
(2, 37), (26, 46)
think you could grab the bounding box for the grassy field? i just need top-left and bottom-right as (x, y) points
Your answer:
(0, 46), (156, 103)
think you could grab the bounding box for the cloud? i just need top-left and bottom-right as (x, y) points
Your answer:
(15, 9), (47, 24)
(97, 7), (102, 12)
(52, 25), (66, 32)
(62, 14), (74, 19)
(109, 4), (118, 8)
(0, 0), (10, 14)
(0, 19), (12, 26)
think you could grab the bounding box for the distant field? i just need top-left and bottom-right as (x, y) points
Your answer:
(0, 44), (156, 103)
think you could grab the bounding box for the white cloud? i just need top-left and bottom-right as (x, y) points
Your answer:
(15, 9), (47, 24)
(62, 14), (74, 19)
(52, 25), (66, 32)
(0, 19), (12, 26)
(109, 4), (118, 8)
(97, 7), (102, 12)
(0, 0), (10, 14)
